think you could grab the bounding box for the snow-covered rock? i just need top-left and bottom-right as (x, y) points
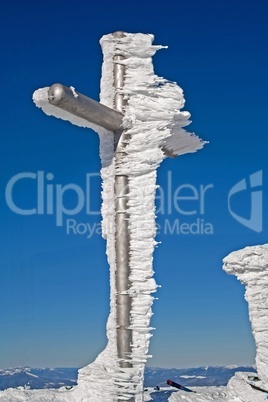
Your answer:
(223, 244), (268, 388)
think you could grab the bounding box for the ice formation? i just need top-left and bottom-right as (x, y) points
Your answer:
(0, 33), (205, 401)
(223, 244), (268, 388)
(85, 33), (205, 401)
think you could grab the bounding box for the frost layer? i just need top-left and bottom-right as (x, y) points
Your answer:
(78, 32), (205, 401)
(1, 32), (205, 402)
(223, 244), (268, 388)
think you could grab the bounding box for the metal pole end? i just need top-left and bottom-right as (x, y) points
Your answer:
(113, 31), (126, 38)
(48, 83), (65, 105)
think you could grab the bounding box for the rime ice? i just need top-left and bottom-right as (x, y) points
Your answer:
(77, 32), (205, 401)
(1, 32), (205, 401)
(223, 244), (268, 388)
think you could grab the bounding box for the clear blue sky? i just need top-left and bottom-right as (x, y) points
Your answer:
(0, 0), (267, 369)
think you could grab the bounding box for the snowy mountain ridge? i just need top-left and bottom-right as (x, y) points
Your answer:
(0, 365), (256, 391)
(144, 365), (257, 391)
(0, 365), (261, 402)
(0, 367), (77, 391)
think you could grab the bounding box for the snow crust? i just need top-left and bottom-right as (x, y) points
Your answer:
(2, 33), (205, 401)
(167, 372), (267, 401)
(223, 244), (268, 388)
(0, 373), (266, 402)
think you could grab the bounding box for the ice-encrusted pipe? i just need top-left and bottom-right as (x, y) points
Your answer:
(31, 32), (206, 402)
(223, 244), (268, 387)
(96, 32), (206, 401)
(113, 31), (135, 402)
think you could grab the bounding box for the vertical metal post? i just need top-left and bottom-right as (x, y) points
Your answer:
(113, 31), (133, 388)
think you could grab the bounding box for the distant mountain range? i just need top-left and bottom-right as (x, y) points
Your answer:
(0, 365), (256, 391)
(0, 367), (77, 391)
(144, 365), (256, 388)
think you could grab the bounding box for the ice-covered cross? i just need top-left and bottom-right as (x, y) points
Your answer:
(33, 31), (206, 402)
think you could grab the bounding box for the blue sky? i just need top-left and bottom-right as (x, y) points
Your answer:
(0, 0), (267, 369)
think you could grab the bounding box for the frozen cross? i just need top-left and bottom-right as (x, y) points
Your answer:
(37, 31), (175, 376)
(39, 31), (139, 381)
(33, 31), (205, 401)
